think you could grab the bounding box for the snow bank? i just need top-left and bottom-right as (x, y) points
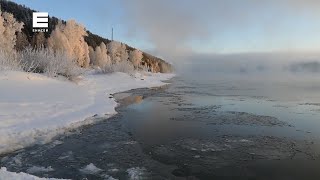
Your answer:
(0, 70), (175, 155)
(0, 167), (67, 180)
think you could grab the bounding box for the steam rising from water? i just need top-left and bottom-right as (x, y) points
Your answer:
(121, 0), (320, 100)
(175, 52), (320, 101)
(179, 52), (320, 74)
(121, 0), (320, 61)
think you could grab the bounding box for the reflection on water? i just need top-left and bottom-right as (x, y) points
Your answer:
(115, 94), (144, 107)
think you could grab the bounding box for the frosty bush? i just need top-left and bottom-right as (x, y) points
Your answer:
(19, 47), (83, 79)
(101, 60), (134, 75)
(0, 50), (21, 71)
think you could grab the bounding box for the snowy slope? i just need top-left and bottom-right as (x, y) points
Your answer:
(0, 70), (175, 155)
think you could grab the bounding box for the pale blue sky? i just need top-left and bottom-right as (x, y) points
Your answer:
(12, 0), (320, 56)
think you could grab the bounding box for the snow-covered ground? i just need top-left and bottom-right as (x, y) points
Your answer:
(0, 167), (68, 180)
(0, 70), (174, 153)
(0, 70), (174, 179)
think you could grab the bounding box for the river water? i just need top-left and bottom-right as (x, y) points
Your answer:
(1, 63), (320, 179)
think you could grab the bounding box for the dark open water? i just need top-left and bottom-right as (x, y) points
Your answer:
(1, 65), (320, 179)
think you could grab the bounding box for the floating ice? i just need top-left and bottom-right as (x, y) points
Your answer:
(126, 167), (146, 180)
(27, 166), (54, 174)
(79, 163), (102, 174)
(104, 174), (118, 180)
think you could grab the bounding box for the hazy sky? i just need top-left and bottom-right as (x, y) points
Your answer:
(11, 0), (320, 59)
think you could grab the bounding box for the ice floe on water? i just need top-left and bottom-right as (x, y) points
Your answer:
(108, 168), (119, 173)
(2, 154), (23, 167)
(79, 163), (102, 175)
(104, 174), (118, 180)
(123, 141), (138, 145)
(126, 167), (147, 180)
(57, 151), (73, 160)
(180, 139), (226, 152)
(50, 140), (63, 147)
(78, 163), (119, 179)
(26, 166), (54, 174)
(226, 139), (253, 143)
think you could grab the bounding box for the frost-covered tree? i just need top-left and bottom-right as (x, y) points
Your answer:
(47, 21), (72, 57)
(107, 41), (128, 63)
(89, 42), (111, 68)
(0, 8), (24, 54)
(160, 62), (173, 73)
(95, 42), (111, 67)
(63, 20), (90, 67)
(31, 32), (46, 48)
(129, 49), (143, 69)
(16, 32), (29, 50)
(88, 46), (95, 65)
(107, 41), (119, 63)
(0, 8), (24, 70)
(47, 20), (90, 68)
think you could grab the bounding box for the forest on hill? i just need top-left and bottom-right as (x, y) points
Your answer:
(0, 0), (173, 75)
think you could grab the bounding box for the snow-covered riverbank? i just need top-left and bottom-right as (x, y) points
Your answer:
(0, 71), (174, 155)
(0, 167), (68, 180)
(0, 70), (174, 179)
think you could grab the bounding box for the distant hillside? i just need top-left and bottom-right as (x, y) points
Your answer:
(0, 0), (173, 73)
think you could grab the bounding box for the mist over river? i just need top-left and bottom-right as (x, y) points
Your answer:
(2, 57), (320, 179)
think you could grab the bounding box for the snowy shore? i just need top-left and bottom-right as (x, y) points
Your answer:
(0, 70), (174, 179)
(0, 70), (174, 155)
(0, 167), (68, 180)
